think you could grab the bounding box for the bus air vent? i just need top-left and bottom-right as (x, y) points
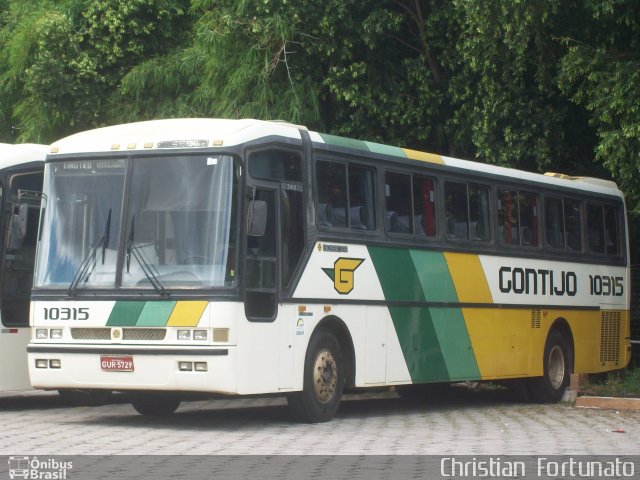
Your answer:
(122, 328), (167, 341)
(600, 311), (621, 364)
(71, 328), (110, 340)
(531, 310), (541, 329)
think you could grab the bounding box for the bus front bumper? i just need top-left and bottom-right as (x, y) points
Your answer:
(27, 344), (237, 394)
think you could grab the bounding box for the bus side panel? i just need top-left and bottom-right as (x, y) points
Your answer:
(0, 328), (30, 390)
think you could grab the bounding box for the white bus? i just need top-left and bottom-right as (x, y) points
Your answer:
(0, 143), (45, 392)
(28, 119), (630, 421)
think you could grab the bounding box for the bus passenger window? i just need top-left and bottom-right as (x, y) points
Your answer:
(385, 172), (412, 234)
(348, 165), (376, 231)
(604, 205), (620, 256)
(519, 192), (539, 246)
(498, 189), (519, 245)
(317, 161), (347, 227)
(545, 197), (564, 249)
(564, 199), (582, 251)
(586, 204), (605, 254)
(469, 184), (490, 241)
(413, 175), (436, 237)
(445, 182), (468, 240)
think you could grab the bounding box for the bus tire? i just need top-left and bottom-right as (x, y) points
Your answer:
(129, 393), (181, 416)
(287, 329), (344, 423)
(529, 329), (571, 403)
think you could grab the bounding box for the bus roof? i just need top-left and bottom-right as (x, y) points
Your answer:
(49, 118), (622, 197)
(49, 118), (304, 155)
(0, 143), (48, 170)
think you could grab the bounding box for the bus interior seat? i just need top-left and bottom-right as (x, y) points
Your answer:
(349, 206), (367, 230)
(317, 203), (333, 227)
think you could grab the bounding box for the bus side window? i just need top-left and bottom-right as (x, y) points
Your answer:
(604, 205), (621, 256)
(385, 172), (412, 234)
(545, 197), (564, 249)
(317, 161), (376, 231)
(445, 181), (468, 240)
(564, 199), (582, 251)
(414, 175), (436, 237)
(498, 189), (519, 245)
(519, 191), (539, 247)
(586, 204), (605, 254)
(469, 184), (490, 241)
(317, 161), (347, 228)
(348, 165), (376, 231)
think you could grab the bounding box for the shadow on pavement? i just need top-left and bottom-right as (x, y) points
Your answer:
(62, 383), (534, 430)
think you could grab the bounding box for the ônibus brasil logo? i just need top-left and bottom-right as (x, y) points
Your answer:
(322, 257), (365, 294)
(8, 456), (72, 480)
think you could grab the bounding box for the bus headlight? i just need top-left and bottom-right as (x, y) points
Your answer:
(193, 330), (207, 341)
(50, 329), (63, 339)
(177, 330), (191, 341)
(35, 329), (48, 339)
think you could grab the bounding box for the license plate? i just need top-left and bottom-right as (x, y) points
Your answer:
(100, 355), (134, 372)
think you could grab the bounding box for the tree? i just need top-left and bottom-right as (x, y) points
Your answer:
(0, 0), (190, 142)
(558, 0), (640, 215)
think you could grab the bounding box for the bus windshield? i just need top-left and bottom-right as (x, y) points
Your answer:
(35, 154), (238, 290)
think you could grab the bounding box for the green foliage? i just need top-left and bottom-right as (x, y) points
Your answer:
(0, 0), (190, 141)
(452, 0), (590, 172)
(1, 0), (639, 233)
(558, 0), (640, 214)
(585, 368), (640, 398)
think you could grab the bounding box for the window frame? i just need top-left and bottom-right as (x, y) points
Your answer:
(314, 157), (378, 234)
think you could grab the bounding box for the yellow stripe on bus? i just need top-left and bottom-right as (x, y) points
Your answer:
(402, 149), (444, 164)
(443, 252), (493, 303)
(166, 301), (208, 327)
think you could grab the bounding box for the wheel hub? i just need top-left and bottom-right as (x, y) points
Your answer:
(313, 348), (337, 404)
(548, 345), (566, 389)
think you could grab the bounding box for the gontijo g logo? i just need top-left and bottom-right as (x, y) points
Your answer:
(322, 258), (365, 294)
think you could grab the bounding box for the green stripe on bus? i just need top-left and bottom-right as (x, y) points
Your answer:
(368, 246), (425, 302)
(365, 141), (406, 158)
(106, 301), (146, 326)
(389, 306), (449, 382)
(369, 246), (481, 382)
(409, 250), (458, 303)
(136, 301), (177, 326)
(429, 308), (481, 380)
(319, 133), (369, 152)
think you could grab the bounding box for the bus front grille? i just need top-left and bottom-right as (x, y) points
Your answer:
(600, 311), (621, 364)
(70, 327), (166, 341)
(71, 328), (111, 340)
(122, 328), (166, 341)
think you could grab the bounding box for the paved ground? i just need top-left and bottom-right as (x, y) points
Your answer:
(2, 386), (639, 456)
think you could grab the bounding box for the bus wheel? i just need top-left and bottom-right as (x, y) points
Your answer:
(287, 329), (344, 423)
(529, 329), (571, 403)
(129, 393), (181, 416)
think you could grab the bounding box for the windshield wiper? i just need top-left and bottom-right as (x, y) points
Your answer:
(126, 217), (168, 296)
(68, 209), (111, 295)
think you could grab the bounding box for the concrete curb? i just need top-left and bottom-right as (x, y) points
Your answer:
(575, 396), (640, 410)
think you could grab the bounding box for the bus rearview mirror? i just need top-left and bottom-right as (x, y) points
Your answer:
(247, 200), (267, 237)
(8, 203), (29, 250)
